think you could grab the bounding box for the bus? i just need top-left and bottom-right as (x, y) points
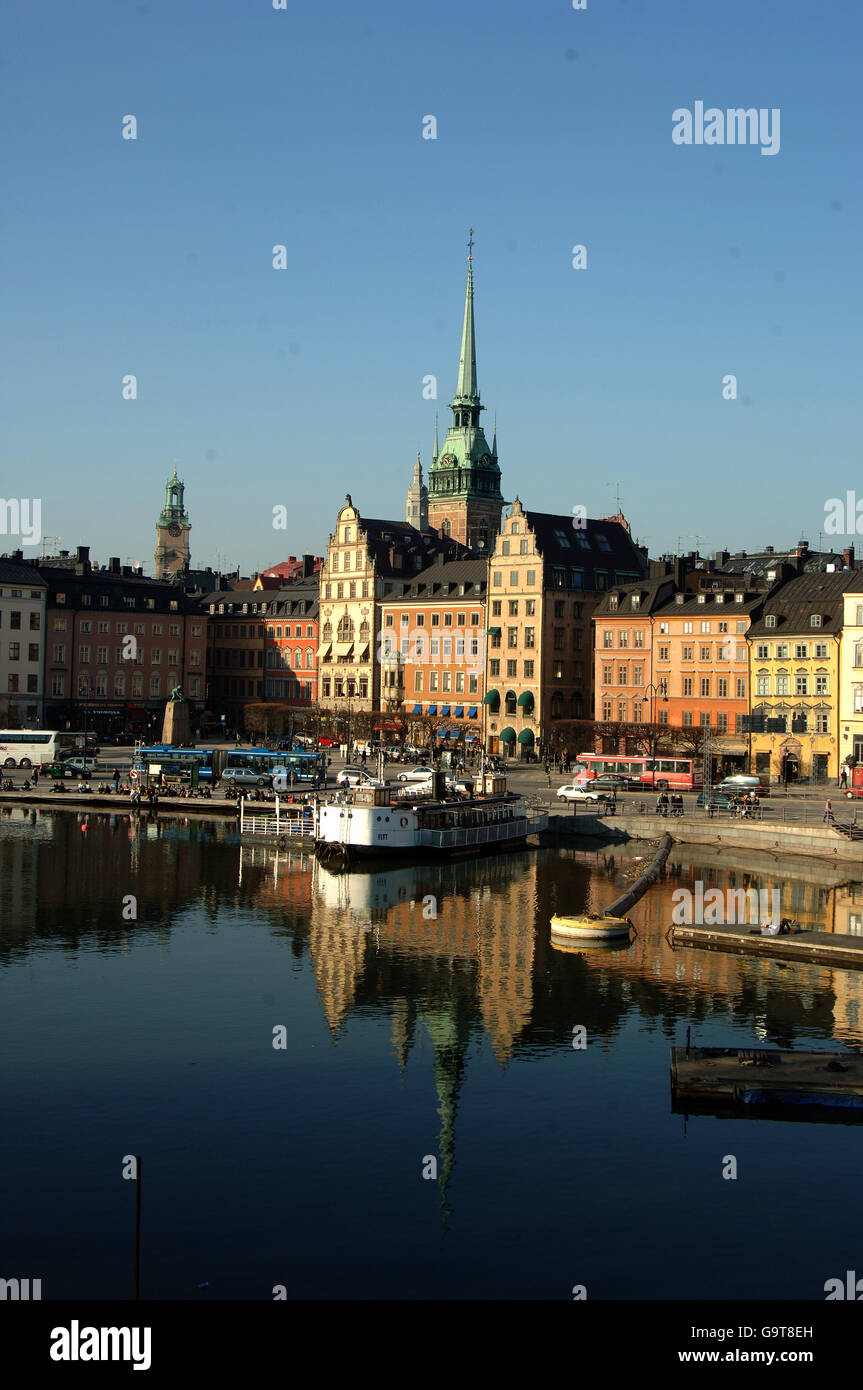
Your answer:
(574, 754), (702, 791)
(223, 748), (327, 786)
(0, 729), (78, 768)
(132, 745), (223, 784)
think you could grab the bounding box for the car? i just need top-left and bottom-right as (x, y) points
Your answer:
(40, 760), (81, 779)
(336, 766), (380, 787)
(716, 775), (770, 797)
(397, 765), (437, 783)
(317, 737), (338, 747)
(583, 773), (632, 791)
(557, 783), (605, 803)
(696, 789), (734, 809)
(61, 757), (98, 775)
(220, 768), (273, 788)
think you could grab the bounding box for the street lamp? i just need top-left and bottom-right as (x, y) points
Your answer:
(643, 680), (668, 724)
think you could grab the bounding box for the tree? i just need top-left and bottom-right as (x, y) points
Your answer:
(243, 703), (288, 739)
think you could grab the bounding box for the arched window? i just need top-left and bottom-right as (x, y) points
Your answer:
(337, 615), (354, 641)
(359, 620), (370, 638)
(78, 673), (90, 696)
(441, 519), (451, 539)
(551, 692), (563, 719)
(323, 621), (332, 640)
(505, 690), (517, 716)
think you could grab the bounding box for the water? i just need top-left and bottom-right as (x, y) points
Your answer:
(1, 805), (861, 1300)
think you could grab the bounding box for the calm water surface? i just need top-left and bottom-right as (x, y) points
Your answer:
(1, 806), (861, 1300)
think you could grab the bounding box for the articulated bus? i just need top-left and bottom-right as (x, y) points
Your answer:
(222, 748), (327, 785)
(132, 745), (223, 784)
(0, 729), (78, 768)
(574, 754), (702, 791)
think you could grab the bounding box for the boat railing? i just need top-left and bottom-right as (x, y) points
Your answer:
(239, 799), (316, 838)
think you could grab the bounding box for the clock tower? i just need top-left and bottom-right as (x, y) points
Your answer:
(427, 238), (504, 551)
(154, 469), (191, 579)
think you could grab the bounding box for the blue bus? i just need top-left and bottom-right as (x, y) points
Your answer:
(133, 745), (222, 783)
(223, 748), (326, 786)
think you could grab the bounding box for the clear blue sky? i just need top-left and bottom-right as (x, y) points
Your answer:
(1, 0), (860, 573)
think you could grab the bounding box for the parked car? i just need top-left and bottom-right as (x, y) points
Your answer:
(696, 789), (735, 809)
(61, 757), (98, 775)
(336, 766), (380, 787)
(397, 765), (437, 783)
(317, 737), (338, 747)
(40, 760), (80, 779)
(716, 775), (769, 797)
(557, 783), (605, 803)
(221, 768), (273, 788)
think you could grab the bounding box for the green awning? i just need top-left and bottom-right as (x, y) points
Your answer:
(499, 726), (516, 743)
(487, 627), (501, 636)
(517, 728), (535, 744)
(517, 691), (534, 708)
(483, 689), (500, 707)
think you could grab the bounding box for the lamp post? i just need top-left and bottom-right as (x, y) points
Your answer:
(642, 681), (668, 785)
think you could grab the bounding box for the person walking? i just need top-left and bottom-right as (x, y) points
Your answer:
(112, 766), (120, 794)
(32, 765), (39, 788)
(823, 799), (834, 825)
(840, 765), (849, 791)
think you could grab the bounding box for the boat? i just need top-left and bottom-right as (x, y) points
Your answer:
(315, 768), (547, 861)
(549, 913), (632, 942)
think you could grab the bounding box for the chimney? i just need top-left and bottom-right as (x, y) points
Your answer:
(110, 556), (121, 573)
(844, 546), (855, 569)
(75, 544), (90, 575)
(122, 565), (132, 576)
(302, 553), (315, 578)
(765, 545), (774, 554)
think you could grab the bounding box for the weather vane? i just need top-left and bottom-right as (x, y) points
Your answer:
(468, 228), (474, 261)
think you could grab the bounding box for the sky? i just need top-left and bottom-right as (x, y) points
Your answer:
(1, 0), (860, 574)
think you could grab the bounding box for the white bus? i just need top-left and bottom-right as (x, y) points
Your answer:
(0, 730), (78, 768)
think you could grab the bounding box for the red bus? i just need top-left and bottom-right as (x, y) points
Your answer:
(574, 754), (702, 791)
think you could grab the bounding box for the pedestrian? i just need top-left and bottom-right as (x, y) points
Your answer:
(112, 766), (120, 793)
(655, 794), (663, 816)
(32, 765), (39, 787)
(840, 765), (849, 790)
(823, 799), (834, 825)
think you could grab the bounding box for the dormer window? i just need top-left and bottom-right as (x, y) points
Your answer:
(675, 594), (685, 605)
(631, 594), (640, 609)
(765, 614), (777, 628)
(609, 595), (619, 610)
(735, 593), (744, 603)
(810, 614), (822, 627)
(697, 593), (706, 604)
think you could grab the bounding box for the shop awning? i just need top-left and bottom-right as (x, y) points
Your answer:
(358, 644), (370, 661)
(411, 704), (422, 714)
(483, 689), (500, 708)
(517, 728), (535, 744)
(517, 691), (534, 709)
(334, 642), (353, 658)
(499, 726), (516, 742)
(465, 734), (478, 742)
(426, 705), (437, 715)
(453, 706), (464, 718)
(467, 706), (478, 718)
(316, 643), (331, 659)
(440, 706), (451, 716)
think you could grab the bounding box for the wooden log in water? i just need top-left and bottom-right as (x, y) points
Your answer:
(605, 833), (673, 918)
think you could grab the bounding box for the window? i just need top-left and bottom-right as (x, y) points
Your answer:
(633, 665), (643, 685)
(506, 660), (517, 678)
(814, 643), (828, 659)
(736, 678), (746, 699)
(775, 674), (789, 695)
(510, 572), (518, 586)
(717, 677), (728, 698)
(526, 570), (536, 585)
(794, 644), (808, 660)
(53, 643), (66, 662)
(756, 644), (769, 659)
(634, 630), (643, 648)
(429, 671), (438, 692)
(8, 642), (20, 660)
(80, 621), (91, 634)
(603, 631), (613, 648)
(683, 621), (693, 634)
(602, 664), (612, 684)
(700, 646), (710, 661)
(524, 660), (534, 678)
(795, 675), (809, 696)
(602, 700), (612, 721)
(775, 643), (788, 659)
(79, 645), (90, 664)
(619, 631), (628, 648)
(815, 675), (829, 695)
(553, 629), (565, 651)
(700, 677), (710, 697)
(554, 600), (564, 618)
(442, 672), (451, 692)
(682, 646), (693, 661)
(815, 712), (829, 734)
(493, 572), (502, 587)
(659, 645), (669, 661)
(700, 712), (711, 728)
(618, 666), (627, 685)
(524, 628), (535, 649)
(508, 628), (518, 648)
(490, 659), (500, 677)
(810, 614), (822, 627)
(682, 711), (692, 727)
(756, 675), (770, 696)
(683, 677), (693, 696)
(765, 615), (776, 628)
(152, 648), (161, 665)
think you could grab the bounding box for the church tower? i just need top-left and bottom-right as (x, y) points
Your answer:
(154, 469), (191, 579)
(427, 238), (503, 551)
(405, 451), (429, 531)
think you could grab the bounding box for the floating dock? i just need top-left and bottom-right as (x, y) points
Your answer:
(672, 1046), (863, 1117)
(668, 921), (863, 970)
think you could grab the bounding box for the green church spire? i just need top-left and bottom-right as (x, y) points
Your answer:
(454, 242), (479, 404)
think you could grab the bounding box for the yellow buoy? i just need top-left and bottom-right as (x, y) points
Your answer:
(550, 913), (632, 940)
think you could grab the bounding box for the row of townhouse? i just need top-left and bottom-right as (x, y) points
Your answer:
(592, 564), (863, 782)
(0, 548), (206, 738)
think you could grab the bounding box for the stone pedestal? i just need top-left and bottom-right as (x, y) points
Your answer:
(161, 699), (192, 746)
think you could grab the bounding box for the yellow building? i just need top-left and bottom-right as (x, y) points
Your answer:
(746, 571), (859, 784)
(838, 577), (863, 772)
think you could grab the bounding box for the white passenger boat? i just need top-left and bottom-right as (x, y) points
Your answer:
(315, 770), (547, 860)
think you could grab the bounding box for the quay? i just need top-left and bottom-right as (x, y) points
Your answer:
(671, 1045), (863, 1116)
(541, 811), (863, 864)
(668, 920), (863, 969)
